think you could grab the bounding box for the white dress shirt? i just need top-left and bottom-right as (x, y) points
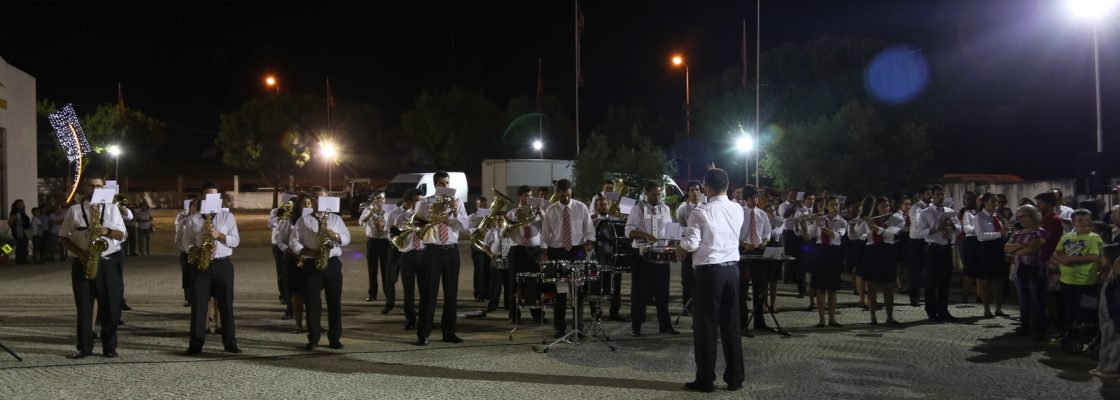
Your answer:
(179, 211), (241, 259)
(973, 209), (1006, 242)
(360, 206), (391, 239)
(808, 215), (847, 246)
(961, 209), (977, 238)
(506, 211), (542, 247)
(909, 200), (929, 240)
(466, 211), (487, 235)
(269, 209), (285, 246)
(625, 201), (673, 249)
(290, 212), (352, 258)
(542, 199), (595, 249)
(852, 215), (905, 245)
(414, 196), (468, 245)
(681, 195), (743, 266)
(58, 201), (127, 257)
(1059, 205), (1074, 233)
(777, 201), (793, 219)
(914, 204), (960, 246)
(676, 201), (700, 227)
(739, 205), (772, 246)
(769, 213), (785, 242)
(175, 211), (194, 253)
(485, 228), (513, 257)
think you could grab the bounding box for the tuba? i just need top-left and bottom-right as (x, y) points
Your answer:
(470, 188), (514, 252)
(83, 203), (109, 279)
(607, 177), (632, 217)
(315, 212), (335, 271)
(418, 194), (455, 241)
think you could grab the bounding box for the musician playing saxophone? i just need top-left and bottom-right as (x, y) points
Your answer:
(412, 172), (468, 346)
(290, 186), (351, 350)
(59, 177), (126, 359)
(182, 182), (242, 355)
(624, 180), (678, 337)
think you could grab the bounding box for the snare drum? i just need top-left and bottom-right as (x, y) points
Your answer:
(642, 245), (679, 263)
(492, 256), (509, 270)
(570, 260), (600, 280)
(539, 260), (572, 283)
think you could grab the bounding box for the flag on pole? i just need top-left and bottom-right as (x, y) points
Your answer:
(576, 2), (585, 87)
(536, 58), (544, 114)
(117, 83), (125, 115)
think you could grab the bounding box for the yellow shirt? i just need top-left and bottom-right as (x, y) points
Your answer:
(1056, 231), (1103, 285)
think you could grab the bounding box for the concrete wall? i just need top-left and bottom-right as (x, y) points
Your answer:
(0, 56), (38, 216)
(943, 179), (1075, 210)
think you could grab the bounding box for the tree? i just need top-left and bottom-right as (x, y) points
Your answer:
(400, 87), (503, 171)
(67, 104), (168, 180)
(504, 94), (575, 159)
(760, 101), (931, 196)
(216, 94), (322, 207)
(573, 106), (677, 201)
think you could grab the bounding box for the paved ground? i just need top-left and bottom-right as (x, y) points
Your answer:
(1, 238), (1116, 399)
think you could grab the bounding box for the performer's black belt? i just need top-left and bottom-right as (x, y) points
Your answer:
(76, 251), (121, 261)
(927, 243), (951, 248)
(697, 261), (738, 268)
(211, 256), (231, 262)
(427, 243), (458, 249)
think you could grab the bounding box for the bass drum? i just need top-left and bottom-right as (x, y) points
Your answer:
(595, 218), (634, 272)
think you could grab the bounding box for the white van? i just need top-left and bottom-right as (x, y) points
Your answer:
(383, 172), (469, 206)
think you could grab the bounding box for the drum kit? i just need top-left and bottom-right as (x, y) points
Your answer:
(510, 258), (616, 352)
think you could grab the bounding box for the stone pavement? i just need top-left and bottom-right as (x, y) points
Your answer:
(0, 242), (1116, 399)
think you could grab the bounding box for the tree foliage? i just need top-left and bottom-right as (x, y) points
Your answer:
(216, 94), (321, 206)
(400, 86), (503, 171)
(573, 106), (677, 201)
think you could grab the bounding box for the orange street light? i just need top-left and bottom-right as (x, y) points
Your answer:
(264, 75), (279, 93)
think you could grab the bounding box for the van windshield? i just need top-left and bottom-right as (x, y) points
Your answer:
(385, 182), (417, 198)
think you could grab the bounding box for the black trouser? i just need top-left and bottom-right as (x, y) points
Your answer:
(924, 243), (953, 319)
(32, 235), (44, 263)
(117, 246), (128, 306)
(303, 257), (343, 345)
(189, 258), (237, 350)
(125, 225), (137, 255)
(471, 247), (491, 300)
(609, 272), (624, 316)
(783, 230), (805, 293)
(631, 258), (672, 332)
(179, 251), (191, 302)
(15, 237), (28, 263)
(692, 261), (744, 386)
(908, 238), (926, 304)
(271, 245), (287, 304)
(510, 245), (543, 322)
(488, 257), (513, 315)
(399, 250), (420, 324)
(681, 253), (695, 311)
(71, 253), (122, 354)
(549, 247), (581, 332)
(365, 237), (395, 306)
(418, 244), (460, 340)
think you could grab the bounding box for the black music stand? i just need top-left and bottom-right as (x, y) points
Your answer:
(742, 255), (793, 338)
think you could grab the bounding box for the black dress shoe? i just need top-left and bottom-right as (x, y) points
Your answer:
(185, 347), (202, 355)
(304, 343), (318, 351)
(442, 335), (463, 343)
(404, 322), (415, 330)
(380, 307), (393, 315)
(183, 301), (191, 307)
(281, 314), (292, 321)
(103, 350), (118, 358)
(328, 342), (344, 349)
(365, 297), (375, 302)
(659, 327), (680, 335)
(224, 347), (243, 354)
(629, 330), (642, 337)
(608, 315), (630, 322)
(70, 351), (93, 359)
(727, 382), (743, 391)
(121, 303), (132, 311)
(417, 338), (430, 346)
(684, 381), (715, 393)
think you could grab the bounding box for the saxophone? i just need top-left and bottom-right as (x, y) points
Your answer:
(315, 212), (335, 271)
(191, 213), (216, 271)
(84, 203), (109, 279)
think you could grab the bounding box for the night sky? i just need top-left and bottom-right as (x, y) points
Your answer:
(3, 0), (1117, 181)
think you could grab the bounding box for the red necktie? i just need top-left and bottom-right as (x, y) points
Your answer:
(439, 223), (449, 243)
(821, 220), (832, 246)
(562, 207), (572, 247)
(523, 224), (532, 246)
(749, 209), (759, 244)
(991, 213), (1002, 233)
(872, 221), (884, 244)
(904, 213), (910, 228)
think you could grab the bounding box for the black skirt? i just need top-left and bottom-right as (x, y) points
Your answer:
(961, 236), (981, 278)
(811, 245), (843, 291)
(977, 238), (1009, 280)
(844, 237), (865, 275)
(895, 232), (910, 263)
(860, 243), (897, 282)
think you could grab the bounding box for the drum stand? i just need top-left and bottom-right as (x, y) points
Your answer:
(542, 274), (615, 353)
(674, 299), (693, 326)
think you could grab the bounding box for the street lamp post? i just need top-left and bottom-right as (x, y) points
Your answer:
(320, 140), (338, 192)
(1065, 0), (1116, 153)
(532, 139), (544, 159)
(672, 54), (692, 178)
(107, 145), (122, 181)
(735, 132), (754, 186)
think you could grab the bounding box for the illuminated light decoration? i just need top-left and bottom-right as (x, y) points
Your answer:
(864, 45), (930, 105)
(48, 104), (92, 203)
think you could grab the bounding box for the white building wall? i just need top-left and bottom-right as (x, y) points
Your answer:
(0, 56), (38, 216)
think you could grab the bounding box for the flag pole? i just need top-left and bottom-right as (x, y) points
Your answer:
(754, 1), (761, 188)
(574, 0), (581, 156)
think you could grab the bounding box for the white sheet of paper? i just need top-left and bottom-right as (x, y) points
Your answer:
(183, 200), (191, 211)
(700, 194), (708, 204)
(663, 222), (682, 239)
(201, 199), (222, 214)
(436, 187), (457, 197)
(762, 247), (785, 259)
(796, 192), (805, 200)
(381, 204), (396, 213)
(619, 197), (636, 214)
(318, 196), (341, 213)
(604, 192), (620, 201)
(105, 180), (118, 189)
(221, 207), (230, 213)
(205, 193), (221, 202)
(90, 188), (115, 205)
(475, 208), (491, 217)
